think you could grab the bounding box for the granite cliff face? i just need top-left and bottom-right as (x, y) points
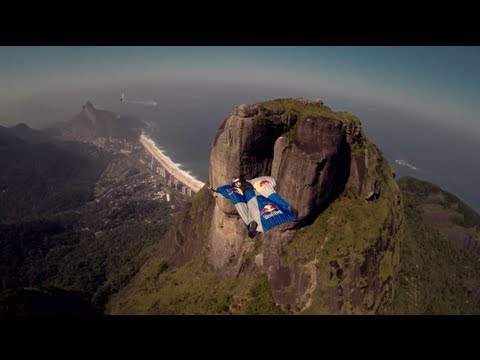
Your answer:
(109, 98), (404, 314)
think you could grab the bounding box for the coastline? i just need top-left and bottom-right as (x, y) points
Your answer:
(139, 133), (205, 192)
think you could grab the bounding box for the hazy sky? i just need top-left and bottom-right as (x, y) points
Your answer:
(1, 46), (479, 135)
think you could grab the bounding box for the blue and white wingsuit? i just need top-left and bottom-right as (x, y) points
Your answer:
(213, 176), (297, 233)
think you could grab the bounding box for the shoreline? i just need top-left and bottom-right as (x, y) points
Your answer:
(139, 133), (205, 192)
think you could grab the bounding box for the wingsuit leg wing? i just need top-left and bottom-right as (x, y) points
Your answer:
(243, 186), (264, 233)
(250, 176), (297, 232)
(216, 185), (262, 231)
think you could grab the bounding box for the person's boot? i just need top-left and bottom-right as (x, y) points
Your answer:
(288, 205), (298, 218)
(248, 221), (258, 238)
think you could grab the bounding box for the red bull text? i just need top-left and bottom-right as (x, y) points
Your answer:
(260, 204), (283, 219)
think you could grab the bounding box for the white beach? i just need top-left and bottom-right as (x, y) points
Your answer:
(140, 133), (205, 192)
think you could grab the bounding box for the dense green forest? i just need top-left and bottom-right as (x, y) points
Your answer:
(0, 128), (173, 314)
(395, 176), (480, 314)
(0, 203), (170, 313)
(0, 129), (112, 223)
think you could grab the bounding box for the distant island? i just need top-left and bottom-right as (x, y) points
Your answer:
(395, 159), (418, 171)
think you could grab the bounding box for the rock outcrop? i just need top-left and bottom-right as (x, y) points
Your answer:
(110, 98), (404, 315)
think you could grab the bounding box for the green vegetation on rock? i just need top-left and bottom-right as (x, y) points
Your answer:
(259, 98), (360, 125)
(395, 176), (480, 314)
(111, 98), (404, 315)
(108, 188), (285, 315)
(282, 154), (403, 314)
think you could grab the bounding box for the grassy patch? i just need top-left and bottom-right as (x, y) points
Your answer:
(245, 274), (284, 315)
(110, 246), (257, 314)
(258, 98), (360, 125)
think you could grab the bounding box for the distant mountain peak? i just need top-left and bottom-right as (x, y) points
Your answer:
(66, 102), (144, 141)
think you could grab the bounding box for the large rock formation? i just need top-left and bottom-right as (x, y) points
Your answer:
(109, 98), (404, 315)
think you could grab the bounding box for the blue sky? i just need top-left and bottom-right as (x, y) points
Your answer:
(1, 46), (479, 134)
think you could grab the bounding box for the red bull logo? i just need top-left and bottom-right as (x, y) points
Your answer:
(228, 187), (243, 196)
(259, 180), (270, 187)
(260, 204), (277, 215)
(260, 204), (283, 219)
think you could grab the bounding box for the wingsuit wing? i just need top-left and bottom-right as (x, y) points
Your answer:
(255, 194), (297, 232)
(250, 176), (297, 232)
(249, 176), (292, 211)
